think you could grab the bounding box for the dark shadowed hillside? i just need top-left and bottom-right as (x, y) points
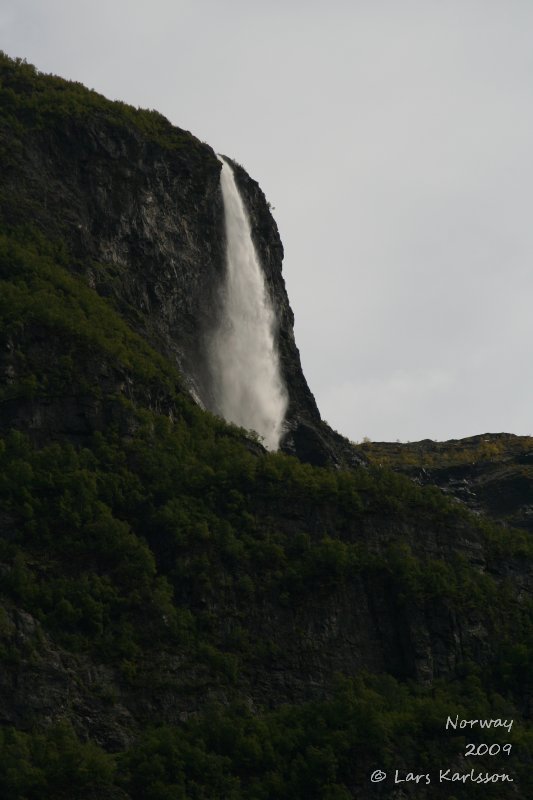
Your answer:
(0, 54), (531, 799)
(356, 433), (533, 533)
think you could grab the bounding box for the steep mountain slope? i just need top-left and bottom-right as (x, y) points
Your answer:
(0, 53), (356, 467)
(357, 433), (533, 532)
(0, 54), (531, 799)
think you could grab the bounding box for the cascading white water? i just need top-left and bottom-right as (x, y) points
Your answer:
(208, 156), (288, 450)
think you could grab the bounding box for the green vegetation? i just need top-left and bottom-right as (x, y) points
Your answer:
(356, 433), (533, 469)
(0, 229), (530, 794)
(1, 674), (531, 799)
(0, 52), (202, 152)
(0, 229), (183, 396)
(0, 52), (531, 798)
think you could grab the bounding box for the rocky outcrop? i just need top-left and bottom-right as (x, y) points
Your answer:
(3, 501), (528, 748)
(1, 110), (224, 403)
(228, 159), (363, 467)
(0, 59), (532, 798)
(0, 72), (360, 466)
(357, 433), (533, 533)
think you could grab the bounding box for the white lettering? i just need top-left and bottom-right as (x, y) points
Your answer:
(445, 716), (513, 733)
(440, 769), (513, 784)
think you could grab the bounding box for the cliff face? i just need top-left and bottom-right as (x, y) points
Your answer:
(0, 56), (532, 799)
(0, 61), (353, 466)
(357, 433), (533, 533)
(3, 457), (530, 749)
(227, 160), (363, 466)
(2, 105), (219, 412)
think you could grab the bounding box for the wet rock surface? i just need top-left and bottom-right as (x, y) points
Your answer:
(1, 107), (360, 466)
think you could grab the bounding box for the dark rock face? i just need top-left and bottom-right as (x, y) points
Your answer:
(3, 495), (529, 746)
(2, 114), (225, 405)
(227, 162), (320, 432)
(1, 67), (532, 796)
(358, 433), (533, 533)
(0, 323), (175, 446)
(0, 108), (359, 464)
(413, 461), (533, 533)
(228, 159), (363, 466)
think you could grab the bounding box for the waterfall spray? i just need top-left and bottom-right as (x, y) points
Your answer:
(208, 157), (288, 450)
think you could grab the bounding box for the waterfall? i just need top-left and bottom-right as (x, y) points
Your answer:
(208, 156), (288, 450)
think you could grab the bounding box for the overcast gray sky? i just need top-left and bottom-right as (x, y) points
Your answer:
(3, 0), (532, 442)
